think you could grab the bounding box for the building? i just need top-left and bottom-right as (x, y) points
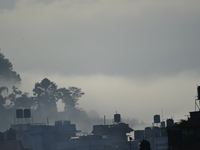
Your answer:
(11, 120), (79, 150)
(134, 115), (168, 150)
(0, 140), (26, 150)
(167, 111), (200, 150)
(11, 113), (136, 150)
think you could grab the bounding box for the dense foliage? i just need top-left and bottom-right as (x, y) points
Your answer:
(0, 50), (85, 131)
(0, 50), (21, 85)
(0, 78), (85, 127)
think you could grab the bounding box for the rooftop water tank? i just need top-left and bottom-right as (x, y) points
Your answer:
(16, 109), (23, 118)
(161, 121), (165, 128)
(24, 109), (31, 118)
(114, 114), (121, 123)
(154, 115), (160, 123)
(166, 119), (174, 127)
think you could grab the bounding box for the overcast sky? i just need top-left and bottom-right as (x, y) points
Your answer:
(1, 0), (200, 127)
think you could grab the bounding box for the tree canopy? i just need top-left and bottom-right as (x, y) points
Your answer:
(0, 50), (21, 85)
(0, 77), (86, 130)
(57, 87), (84, 111)
(33, 78), (58, 114)
(0, 50), (88, 131)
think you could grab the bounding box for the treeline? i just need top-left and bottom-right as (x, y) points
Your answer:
(0, 50), (101, 132)
(0, 78), (84, 120)
(0, 50), (145, 132)
(0, 78), (86, 129)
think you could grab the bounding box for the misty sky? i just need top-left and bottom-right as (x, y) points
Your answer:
(1, 0), (200, 126)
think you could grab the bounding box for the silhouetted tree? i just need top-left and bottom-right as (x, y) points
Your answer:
(68, 86), (84, 107)
(140, 139), (151, 150)
(6, 86), (22, 108)
(0, 87), (8, 120)
(0, 50), (21, 85)
(33, 78), (58, 115)
(0, 86), (35, 131)
(5, 86), (35, 109)
(57, 87), (71, 111)
(0, 86), (8, 106)
(57, 87), (84, 111)
(0, 86), (13, 131)
(15, 93), (35, 109)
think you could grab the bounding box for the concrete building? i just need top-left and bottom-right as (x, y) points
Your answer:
(167, 111), (200, 150)
(134, 115), (168, 150)
(11, 120), (79, 150)
(11, 113), (136, 150)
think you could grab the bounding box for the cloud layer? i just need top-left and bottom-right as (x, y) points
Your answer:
(1, 0), (200, 125)
(20, 71), (200, 124)
(1, 0), (200, 76)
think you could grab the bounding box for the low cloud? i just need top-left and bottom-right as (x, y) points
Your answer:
(1, 0), (200, 130)
(1, 0), (200, 77)
(19, 70), (200, 125)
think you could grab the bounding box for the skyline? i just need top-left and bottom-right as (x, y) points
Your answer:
(1, 0), (200, 127)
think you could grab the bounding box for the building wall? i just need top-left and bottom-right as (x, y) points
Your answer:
(134, 126), (168, 150)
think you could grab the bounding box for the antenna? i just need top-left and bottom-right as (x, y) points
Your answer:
(47, 117), (49, 126)
(161, 109), (163, 121)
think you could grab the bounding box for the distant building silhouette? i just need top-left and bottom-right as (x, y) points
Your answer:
(167, 111), (200, 150)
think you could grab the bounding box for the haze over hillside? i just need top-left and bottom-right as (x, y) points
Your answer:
(0, 0), (200, 131)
